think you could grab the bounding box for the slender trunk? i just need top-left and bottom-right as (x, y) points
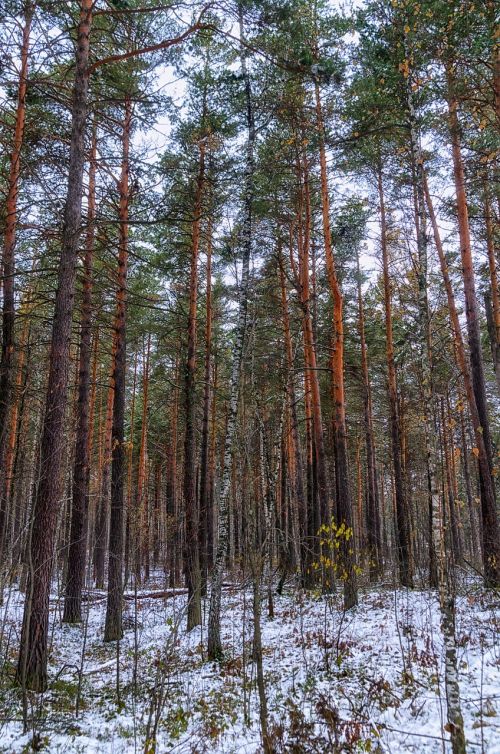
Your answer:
(199, 215), (213, 596)
(0, 4), (33, 562)
(153, 460), (161, 566)
(458, 404), (479, 561)
(17, 0), (92, 691)
(303, 344), (316, 588)
(441, 398), (462, 564)
(63, 125), (97, 623)
(252, 560), (271, 753)
(377, 163), (413, 588)
(84, 330), (98, 570)
(167, 358), (180, 586)
(483, 184), (500, 396)
(9, 313), (32, 568)
(446, 65), (499, 586)
(278, 246), (304, 575)
(94, 368), (114, 588)
(136, 335), (151, 584)
(423, 168), (500, 587)
(355, 435), (363, 553)
(355, 249), (381, 579)
(124, 346), (138, 589)
(104, 97), (131, 642)
(183, 139), (206, 630)
(315, 82), (357, 607)
(3, 289), (31, 557)
(407, 112), (438, 588)
(407, 69), (466, 748)
(291, 148), (330, 581)
(207, 4), (253, 660)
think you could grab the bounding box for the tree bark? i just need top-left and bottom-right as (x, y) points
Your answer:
(199, 213), (213, 596)
(483, 183), (500, 396)
(136, 335), (151, 584)
(446, 65), (499, 587)
(63, 124), (97, 623)
(207, 3), (253, 660)
(314, 82), (357, 607)
(377, 162), (413, 588)
(423, 167), (500, 587)
(355, 250), (381, 579)
(183, 137), (206, 631)
(277, 246), (304, 576)
(104, 96), (132, 642)
(0, 3), (33, 562)
(291, 147), (330, 582)
(94, 367), (114, 588)
(17, 0), (92, 691)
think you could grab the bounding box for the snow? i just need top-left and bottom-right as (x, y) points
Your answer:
(0, 579), (498, 752)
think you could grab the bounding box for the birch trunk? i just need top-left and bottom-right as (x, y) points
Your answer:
(207, 4), (253, 660)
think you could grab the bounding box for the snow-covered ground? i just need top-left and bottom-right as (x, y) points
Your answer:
(0, 579), (498, 752)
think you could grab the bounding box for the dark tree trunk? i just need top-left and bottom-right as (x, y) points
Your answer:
(483, 184), (500, 397)
(438, 73), (500, 587)
(63, 125), (97, 623)
(278, 246), (304, 576)
(183, 138), (205, 630)
(424, 165), (500, 587)
(0, 4), (33, 562)
(199, 212), (213, 597)
(104, 97), (131, 642)
(135, 336), (151, 584)
(355, 250), (381, 579)
(377, 162), (413, 588)
(315, 81), (357, 608)
(17, 0), (92, 692)
(291, 148), (330, 581)
(94, 376), (113, 588)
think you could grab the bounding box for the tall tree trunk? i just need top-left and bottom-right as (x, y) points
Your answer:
(94, 367), (114, 588)
(166, 357), (180, 586)
(355, 250), (381, 579)
(183, 137), (206, 630)
(377, 162), (413, 588)
(124, 346), (138, 589)
(3, 285), (32, 564)
(136, 335), (151, 584)
(63, 124), (97, 623)
(199, 214), (213, 596)
(292, 147), (330, 580)
(407, 108), (439, 588)
(483, 183), (500, 396)
(458, 402), (480, 561)
(407, 76), (467, 746)
(440, 398), (462, 564)
(104, 97), (131, 642)
(278, 246), (304, 576)
(423, 168), (500, 587)
(315, 82), (357, 607)
(446, 65), (499, 587)
(0, 3), (33, 562)
(207, 3), (253, 660)
(17, 0), (92, 691)
(8, 308), (32, 568)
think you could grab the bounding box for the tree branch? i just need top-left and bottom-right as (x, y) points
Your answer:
(89, 5), (212, 73)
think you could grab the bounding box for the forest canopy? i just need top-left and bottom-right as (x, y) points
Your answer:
(0, 0), (499, 752)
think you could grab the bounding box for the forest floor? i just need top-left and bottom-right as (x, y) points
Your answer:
(0, 575), (498, 753)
